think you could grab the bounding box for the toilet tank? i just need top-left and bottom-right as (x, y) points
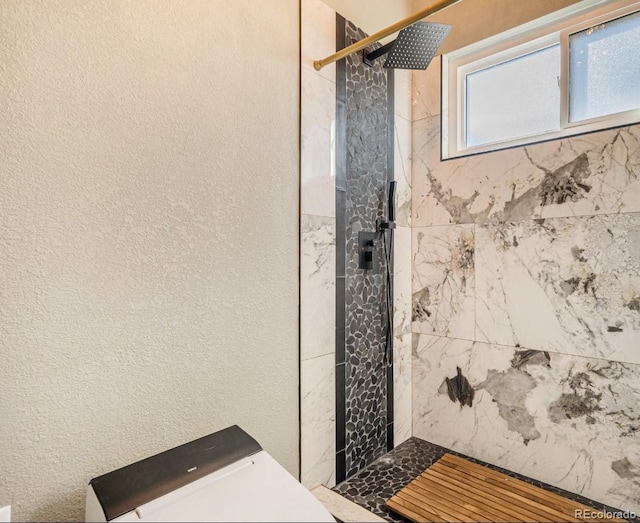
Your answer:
(85, 426), (334, 522)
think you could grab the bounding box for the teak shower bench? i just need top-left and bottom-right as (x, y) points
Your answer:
(386, 453), (626, 522)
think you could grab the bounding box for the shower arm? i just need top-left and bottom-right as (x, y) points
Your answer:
(313, 0), (460, 71)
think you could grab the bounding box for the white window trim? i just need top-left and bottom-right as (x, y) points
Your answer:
(442, 0), (640, 160)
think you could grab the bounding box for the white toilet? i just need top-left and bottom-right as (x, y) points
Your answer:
(85, 426), (335, 522)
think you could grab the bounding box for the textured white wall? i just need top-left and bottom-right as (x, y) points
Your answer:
(0, 1), (299, 521)
(323, 0), (414, 42)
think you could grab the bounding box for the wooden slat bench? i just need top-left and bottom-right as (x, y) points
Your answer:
(386, 454), (625, 522)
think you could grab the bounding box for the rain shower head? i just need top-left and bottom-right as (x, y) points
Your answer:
(363, 21), (451, 70)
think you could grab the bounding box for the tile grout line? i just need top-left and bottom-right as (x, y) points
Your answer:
(410, 329), (640, 366)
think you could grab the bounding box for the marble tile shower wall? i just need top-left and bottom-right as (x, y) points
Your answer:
(411, 58), (640, 512)
(301, 0), (337, 491)
(300, 0), (413, 490)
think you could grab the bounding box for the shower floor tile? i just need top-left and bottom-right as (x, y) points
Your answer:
(332, 437), (635, 522)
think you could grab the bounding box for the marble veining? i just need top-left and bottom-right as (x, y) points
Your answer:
(299, 0), (338, 491)
(440, 366), (474, 408)
(412, 334), (640, 513)
(394, 116), (412, 228)
(393, 227), (412, 446)
(410, 42), (640, 515)
(412, 225), (475, 339)
(301, 68), (336, 218)
(413, 124), (640, 227)
(301, 214), (336, 361)
(393, 69), (412, 123)
(393, 332), (412, 446)
(301, 353), (336, 489)
(412, 56), (441, 121)
(393, 226), (411, 338)
(476, 213), (640, 364)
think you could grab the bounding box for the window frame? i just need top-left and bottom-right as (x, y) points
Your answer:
(442, 0), (640, 160)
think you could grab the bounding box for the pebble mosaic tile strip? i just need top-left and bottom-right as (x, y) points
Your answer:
(337, 18), (395, 480)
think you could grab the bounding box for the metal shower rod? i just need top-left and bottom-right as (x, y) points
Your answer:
(313, 0), (461, 71)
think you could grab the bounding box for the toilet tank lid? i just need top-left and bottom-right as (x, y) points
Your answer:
(89, 425), (262, 522)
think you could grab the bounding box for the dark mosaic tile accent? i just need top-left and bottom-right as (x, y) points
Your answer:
(333, 438), (442, 522)
(333, 437), (638, 523)
(335, 14), (347, 484)
(342, 20), (394, 478)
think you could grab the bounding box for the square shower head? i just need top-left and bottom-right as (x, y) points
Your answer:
(384, 22), (451, 70)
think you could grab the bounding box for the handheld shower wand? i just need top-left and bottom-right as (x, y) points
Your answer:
(380, 181), (397, 231)
(381, 181), (396, 366)
(388, 181), (396, 223)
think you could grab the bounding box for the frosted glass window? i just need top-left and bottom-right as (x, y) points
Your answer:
(443, 3), (640, 159)
(465, 45), (561, 148)
(569, 10), (640, 122)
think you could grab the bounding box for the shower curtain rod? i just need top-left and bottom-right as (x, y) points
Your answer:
(313, 0), (461, 71)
